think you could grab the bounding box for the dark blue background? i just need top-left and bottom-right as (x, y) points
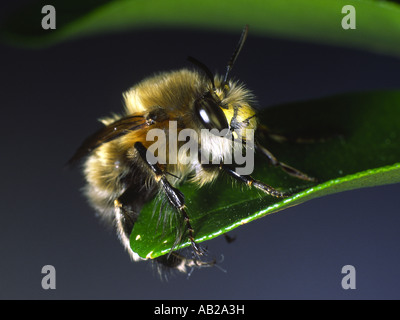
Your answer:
(1, 2), (400, 299)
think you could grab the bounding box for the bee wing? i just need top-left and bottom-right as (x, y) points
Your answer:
(67, 115), (147, 165)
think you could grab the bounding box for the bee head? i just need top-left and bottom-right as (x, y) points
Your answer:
(193, 81), (257, 139)
(190, 25), (256, 140)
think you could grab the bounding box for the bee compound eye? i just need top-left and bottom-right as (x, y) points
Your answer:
(194, 95), (229, 132)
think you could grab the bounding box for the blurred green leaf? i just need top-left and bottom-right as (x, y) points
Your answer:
(2, 0), (400, 58)
(130, 90), (400, 259)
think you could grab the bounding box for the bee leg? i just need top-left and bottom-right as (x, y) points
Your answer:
(219, 164), (289, 197)
(223, 233), (236, 243)
(160, 180), (205, 257)
(114, 199), (136, 234)
(255, 143), (316, 182)
(113, 198), (142, 261)
(155, 251), (216, 275)
(114, 196), (211, 273)
(257, 124), (320, 144)
(134, 142), (205, 257)
(113, 178), (158, 261)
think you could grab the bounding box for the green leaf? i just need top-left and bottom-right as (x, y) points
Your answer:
(3, 0), (400, 57)
(130, 90), (400, 259)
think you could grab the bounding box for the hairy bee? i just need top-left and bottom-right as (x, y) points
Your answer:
(69, 26), (312, 274)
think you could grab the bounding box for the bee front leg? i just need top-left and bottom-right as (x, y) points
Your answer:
(219, 164), (288, 197)
(255, 143), (315, 182)
(134, 141), (205, 257)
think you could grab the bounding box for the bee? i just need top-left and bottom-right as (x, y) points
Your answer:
(69, 25), (313, 274)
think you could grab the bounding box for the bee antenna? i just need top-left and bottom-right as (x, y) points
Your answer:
(187, 56), (215, 89)
(223, 25), (249, 85)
